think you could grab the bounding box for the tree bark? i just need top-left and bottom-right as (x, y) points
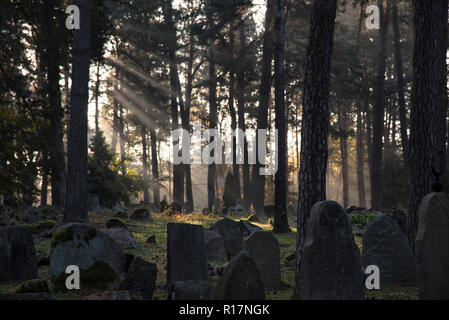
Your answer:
(252, 0), (275, 216)
(356, 102), (366, 207)
(339, 111), (349, 208)
(150, 129), (160, 207)
(64, 0), (92, 222)
(142, 125), (149, 203)
(237, 25), (251, 206)
(295, 0), (337, 299)
(371, 0), (389, 211)
(273, 0), (290, 233)
(41, 0), (66, 207)
(408, 0), (448, 249)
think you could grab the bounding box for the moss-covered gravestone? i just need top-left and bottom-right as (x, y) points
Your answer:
(49, 223), (125, 291)
(298, 200), (364, 300)
(0, 226), (38, 281)
(416, 192), (449, 299)
(214, 251), (265, 300)
(167, 223), (208, 289)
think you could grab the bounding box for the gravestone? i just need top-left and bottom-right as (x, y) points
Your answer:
(50, 223), (125, 291)
(239, 220), (263, 236)
(362, 214), (416, 286)
(243, 231), (281, 289)
(203, 229), (226, 262)
(0, 226), (38, 281)
(106, 218), (128, 230)
(230, 204), (247, 216)
(416, 192), (449, 299)
(214, 251), (265, 300)
(171, 280), (214, 300)
(167, 223), (208, 288)
(390, 208), (407, 235)
(120, 256), (157, 299)
(298, 200), (364, 300)
(102, 228), (138, 248)
(209, 218), (243, 260)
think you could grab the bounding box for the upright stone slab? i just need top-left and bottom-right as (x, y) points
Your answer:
(0, 226), (38, 281)
(416, 192), (449, 299)
(209, 218), (243, 260)
(215, 251), (265, 300)
(362, 214), (416, 286)
(203, 229), (226, 263)
(243, 231), (281, 289)
(298, 201), (364, 300)
(167, 223), (208, 288)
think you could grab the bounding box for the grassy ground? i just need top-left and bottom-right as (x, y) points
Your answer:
(0, 210), (418, 300)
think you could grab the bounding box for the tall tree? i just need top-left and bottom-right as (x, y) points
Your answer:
(295, 0), (337, 298)
(40, 0), (67, 207)
(252, 0), (274, 216)
(64, 0), (92, 222)
(408, 0), (448, 248)
(370, 0), (389, 210)
(273, 0), (290, 233)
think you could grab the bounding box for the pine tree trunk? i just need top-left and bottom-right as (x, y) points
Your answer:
(41, 1), (66, 207)
(252, 0), (274, 216)
(150, 129), (160, 207)
(356, 103), (366, 207)
(295, 0), (337, 299)
(64, 0), (92, 222)
(237, 26), (251, 206)
(207, 39), (217, 211)
(229, 69), (241, 199)
(142, 126), (149, 203)
(340, 112), (349, 208)
(371, 0), (389, 211)
(273, 0), (290, 233)
(408, 0), (448, 250)
(111, 68), (119, 153)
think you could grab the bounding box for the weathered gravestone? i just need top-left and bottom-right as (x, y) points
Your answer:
(130, 208), (151, 221)
(171, 280), (214, 300)
(50, 223), (125, 291)
(120, 256), (157, 299)
(167, 223), (208, 288)
(239, 220), (263, 236)
(209, 218), (243, 260)
(362, 214), (416, 286)
(243, 231), (281, 289)
(0, 226), (38, 281)
(214, 251), (265, 300)
(182, 200), (194, 214)
(203, 229), (226, 263)
(416, 192), (449, 299)
(298, 200), (364, 300)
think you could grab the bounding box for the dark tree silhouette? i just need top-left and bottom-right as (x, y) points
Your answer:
(295, 0), (337, 298)
(64, 0), (92, 222)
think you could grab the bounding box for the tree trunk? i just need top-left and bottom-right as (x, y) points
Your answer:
(165, 0), (184, 205)
(229, 69), (241, 199)
(150, 129), (160, 207)
(64, 0), (92, 222)
(41, 0), (66, 207)
(142, 126), (149, 203)
(408, 0), (448, 249)
(273, 0), (290, 233)
(371, 0), (389, 211)
(237, 26), (251, 206)
(40, 151), (49, 207)
(94, 61), (100, 134)
(252, 0), (274, 216)
(356, 103), (366, 207)
(207, 38), (217, 211)
(111, 68), (119, 153)
(340, 112), (349, 208)
(119, 102), (126, 176)
(295, 0), (337, 299)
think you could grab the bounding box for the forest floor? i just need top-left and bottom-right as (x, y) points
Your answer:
(0, 210), (418, 300)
